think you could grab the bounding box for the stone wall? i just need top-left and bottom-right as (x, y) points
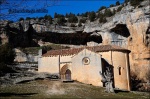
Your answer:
(72, 49), (102, 86)
(38, 56), (59, 74)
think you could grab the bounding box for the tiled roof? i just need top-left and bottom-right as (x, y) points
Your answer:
(42, 45), (130, 57)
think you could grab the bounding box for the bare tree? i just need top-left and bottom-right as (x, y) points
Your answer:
(0, 0), (60, 20)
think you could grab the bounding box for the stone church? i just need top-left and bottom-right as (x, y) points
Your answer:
(38, 44), (131, 91)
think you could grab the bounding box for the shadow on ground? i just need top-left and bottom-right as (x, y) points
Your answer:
(0, 92), (37, 97)
(115, 90), (129, 93)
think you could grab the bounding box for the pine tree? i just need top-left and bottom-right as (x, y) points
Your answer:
(98, 6), (106, 12)
(89, 11), (96, 22)
(104, 9), (113, 17)
(116, 1), (120, 6)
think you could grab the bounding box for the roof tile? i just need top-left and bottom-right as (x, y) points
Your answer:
(42, 45), (130, 57)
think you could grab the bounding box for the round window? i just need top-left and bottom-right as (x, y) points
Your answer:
(82, 57), (90, 65)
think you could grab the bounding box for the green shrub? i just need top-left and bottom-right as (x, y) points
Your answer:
(130, 0), (144, 7)
(110, 4), (115, 7)
(98, 6), (106, 12)
(54, 13), (64, 18)
(124, 0), (130, 3)
(26, 17), (31, 20)
(99, 17), (107, 23)
(81, 12), (88, 17)
(117, 6), (123, 12)
(19, 17), (24, 21)
(116, 1), (120, 6)
(78, 22), (82, 27)
(0, 43), (15, 64)
(77, 13), (80, 16)
(0, 63), (16, 74)
(44, 14), (52, 24)
(112, 9), (116, 15)
(79, 18), (86, 23)
(104, 9), (113, 17)
(0, 43), (16, 74)
(68, 16), (78, 23)
(98, 13), (107, 23)
(39, 17), (44, 20)
(88, 11), (96, 22)
(57, 17), (66, 25)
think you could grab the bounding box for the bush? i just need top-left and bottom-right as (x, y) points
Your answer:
(0, 63), (16, 75)
(0, 43), (16, 74)
(124, 0), (130, 3)
(26, 17), (31, 20)
(57, 17), (66, 25)
(44, 14), (52, 24)
(77, 13), (80, 16)
(130, 0), (144, 7)
(19, 17), (24, 21)
(110, 4), (115, 7)
(68, 16), (78, 23)
(78, 22), (82, 27)
(112, 9), (116, 15)
(104, 9), (113, 17)
(81, 12), (88, 17)
(79, 18), (86, 23)
(116, 1), (120, 6)
(39, 17), (44, 20)
(117, 6), (123, 12)
(98, 6), (106, 12)
(88, 11), (96, 22)
(130, 72), (142, 91)
(98, 13), (107, 23)
(54, 13), (64, 18)
(0, 43), (15, 64)
(41, 46), (52, 54)
(99, 17), (107, 23)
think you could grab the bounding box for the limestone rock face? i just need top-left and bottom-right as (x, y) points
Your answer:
(82, 0), (150, 81)
(14, 48), (38, 62)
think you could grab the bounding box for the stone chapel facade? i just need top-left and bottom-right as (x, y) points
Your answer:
(38, 45), (131, 91)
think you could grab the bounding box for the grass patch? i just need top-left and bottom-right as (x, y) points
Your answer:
(0, 80), (149, 98)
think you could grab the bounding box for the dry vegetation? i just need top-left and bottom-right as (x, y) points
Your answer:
(0, 79), (149, 98)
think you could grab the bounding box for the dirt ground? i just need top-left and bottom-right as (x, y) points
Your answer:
(0, 79), (149, 98)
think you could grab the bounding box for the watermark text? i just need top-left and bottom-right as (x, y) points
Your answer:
(9, 8), (48, 13)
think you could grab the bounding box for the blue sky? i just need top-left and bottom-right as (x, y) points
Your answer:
(1, 0), (124, 21)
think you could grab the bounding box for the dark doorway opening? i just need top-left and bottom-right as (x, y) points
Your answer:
(65, 69), (71, 80)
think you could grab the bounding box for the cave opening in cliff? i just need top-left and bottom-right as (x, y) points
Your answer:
(36, 32), (103, 45)
(110, 24), (130, 37)
(3, 23), (103, 47)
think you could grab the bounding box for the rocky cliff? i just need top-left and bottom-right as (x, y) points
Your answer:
(0, 0), (149, 81)
(96, 1), (150, 81)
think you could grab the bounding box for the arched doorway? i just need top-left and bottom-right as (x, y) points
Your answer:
(60, 64), (71, 81)
(65, 69), (71, 80)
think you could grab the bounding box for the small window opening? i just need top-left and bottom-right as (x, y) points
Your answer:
(118, 67), (121, 75)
